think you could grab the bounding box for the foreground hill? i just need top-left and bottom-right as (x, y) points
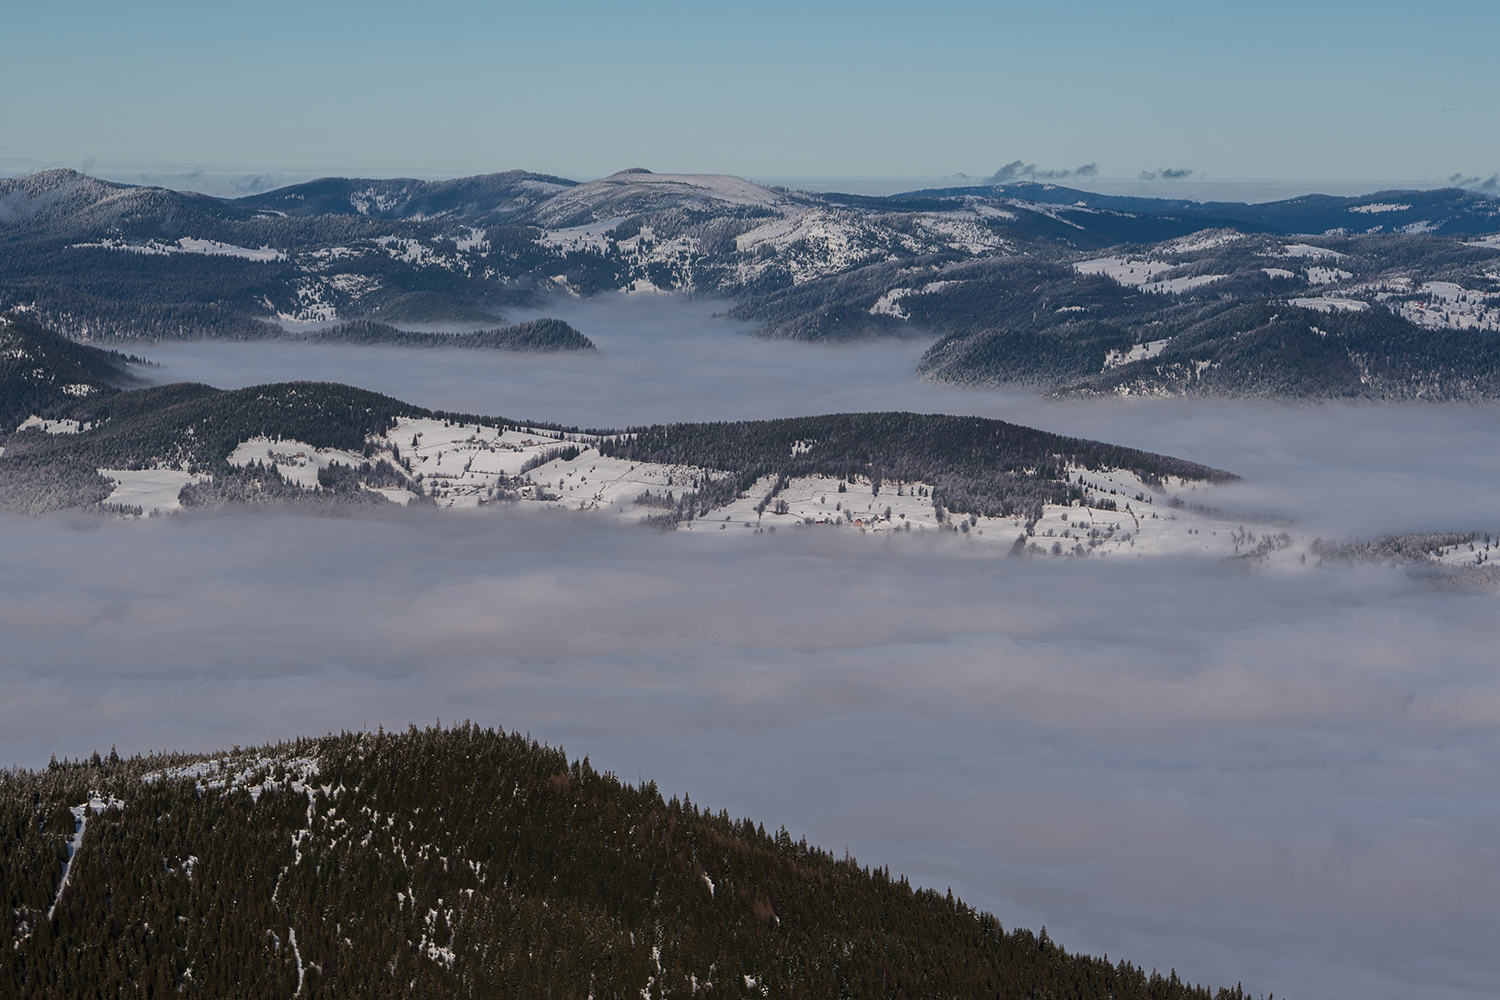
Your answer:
(0, 723), (1253, 999)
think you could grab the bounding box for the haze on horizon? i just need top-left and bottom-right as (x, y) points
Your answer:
(2, 0), (1496, 198)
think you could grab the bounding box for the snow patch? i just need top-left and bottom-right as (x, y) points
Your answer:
(1278, 243), (1345, 259)
(69, 237), (285, 261)
(226, 437), (372, 489)
(1288, 297), (1369, 313)
(18, 415), (88, 434)
(1306, 266), (1353, 285)
(1104, 339), (1171, 369)
(100, 468), (205, 513)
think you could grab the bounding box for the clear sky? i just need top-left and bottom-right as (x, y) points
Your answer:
(3, 0), (1496, 191)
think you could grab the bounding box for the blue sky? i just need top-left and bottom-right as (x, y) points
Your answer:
(3, 0), (1496, 189)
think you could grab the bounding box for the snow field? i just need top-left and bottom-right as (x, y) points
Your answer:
(704, 474), (942, 533)
(1140, 274), (1227, 294)
(1103, 339), (1171, 369)
(69, 236), (285, 261)
(227, 437), (372, 488)
(1277, 243), (1346, 259)
(1075, 257), (1225, 295)
(868, 281), (963, 320)
(146, 753), (322, 804)
(1287, 296), (1369, 313)
(537, 217), (624, 254)
(1390, 281), (1500, 332)
(1306, 266), (1354, 285)
(18, 415), (89, 434)
(1164, 230), (1245, 254)
(1426, 535), (1500, 569)
(1075, 257), (1176, 285)
(99, 469), (206, 513)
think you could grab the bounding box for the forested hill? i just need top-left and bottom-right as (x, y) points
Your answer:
(0, 312), (144, 426)
(1, 724), (1255, 999)
(601, 412), (1235, 519)
(2, 312), (1235, 518)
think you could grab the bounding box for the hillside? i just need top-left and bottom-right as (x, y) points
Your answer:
(903, 230), (1500, 398)
(282, 318), (596, 352)
(0, 311), (1230, 526)
(0, 723), (1254, 1000)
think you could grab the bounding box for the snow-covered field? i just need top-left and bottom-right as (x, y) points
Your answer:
(1306, 266), (1353, 285)
(1074, 257), (1225, 294)
(1277, 243), (1345, 259)
(1075, 256), (1177, 285)
(1389, 281), (1500, 332)
(1103, 338), (1171, 369)
(537, 218), (624, 254)
(1287, 296), (1369, 312)
(100, 469), (205, 513)
(70, 236), (285, 261)
(17, 415), (90, 434)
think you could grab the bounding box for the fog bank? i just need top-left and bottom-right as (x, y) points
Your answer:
(141, 294), (1500, 539)
(2, 508), (1497, 999)
(13, 296), (1499, 998)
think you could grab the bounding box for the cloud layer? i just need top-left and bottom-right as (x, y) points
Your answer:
(9, 299), (1500, 999)
(1, 507), (1496, 1000)
(987, 160), (1099, 184)
(1139, 167), (1195, 181)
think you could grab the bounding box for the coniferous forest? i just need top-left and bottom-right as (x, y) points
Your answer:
(1, 725), (1258, 999)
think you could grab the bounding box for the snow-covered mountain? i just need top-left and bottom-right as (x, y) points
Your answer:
(525, 168), (797, 228)
(2, 167), (1499, 398)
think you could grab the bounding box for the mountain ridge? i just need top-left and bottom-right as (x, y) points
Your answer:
(3, 168), (1497, 400)
(0, 722), (1257, 1000)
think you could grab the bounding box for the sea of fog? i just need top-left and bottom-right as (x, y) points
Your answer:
(6, 295), (1499, 999)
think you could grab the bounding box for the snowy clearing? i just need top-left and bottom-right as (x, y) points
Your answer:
(18, 415), (91, 434)
(1103, 339), (1171, 369)
(1074, 258), (1225, 295)
(226, 437), (373, 488)
(70, 236), (285, 261)
(1390, 281), (1500, 332)
(1075, 257), (1176, 285)
(1164, 230), (1245, 253)
(1306, 266), (1353, 285)
(1141, 274), (1226, 295)
(537, 218), (625, 254)
(100, 469), (206, 513)
(1288, 297), (1369, 313)
(1278, 243), (1345, 259)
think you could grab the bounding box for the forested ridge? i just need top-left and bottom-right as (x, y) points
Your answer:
(291, 318), (595, 352)
(600, 412), (1234, 519)
(2, 724), (1259, 999)
(2, 312), (1235, 518)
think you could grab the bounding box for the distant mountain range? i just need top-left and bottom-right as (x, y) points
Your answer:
(2, 167), (1498, 398)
